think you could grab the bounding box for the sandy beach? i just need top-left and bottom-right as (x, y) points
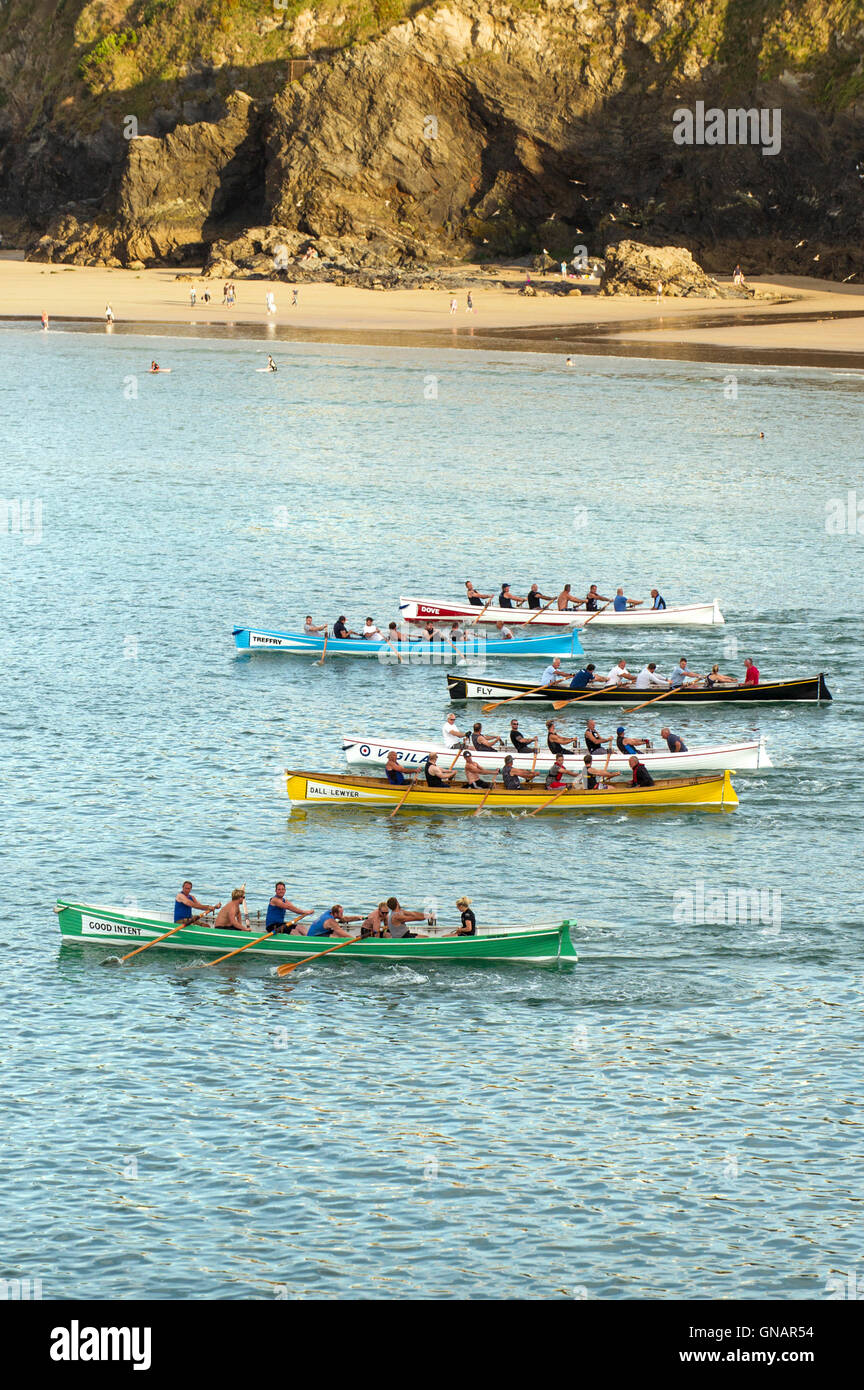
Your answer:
(2, 254), (862, 364)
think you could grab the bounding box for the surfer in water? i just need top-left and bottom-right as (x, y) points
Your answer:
(267, 355), (277, 372)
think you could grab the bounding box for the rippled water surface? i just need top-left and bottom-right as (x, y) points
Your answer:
(1, 324), (862, 1299)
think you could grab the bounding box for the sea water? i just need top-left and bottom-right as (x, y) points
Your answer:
(1, 323), (862, 1298)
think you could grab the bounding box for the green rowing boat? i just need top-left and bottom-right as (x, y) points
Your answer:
(55, 901), (577, 965)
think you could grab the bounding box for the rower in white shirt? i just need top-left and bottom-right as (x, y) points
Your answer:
(442, 713), (467, 748)
(541, 658), (573, 687)
(633, 661), (670, 691)
(362, 617), (383, 640)
(604, 658), (636, 686)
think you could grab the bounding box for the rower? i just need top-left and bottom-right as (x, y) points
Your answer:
(447, 622), (464, 642)
(583, 718), (611, 754)
(650, 588), (667, 610)
(578, 751), (614, 790)
(661, 727), (688, 752)
(546, 719), (578, 755)
(418, 621), (441, 641)
(568, 662), (598, 690)
(604, 658), (636, 687)
(499, 584), (523, 608)
(304, 615), (327, 636)
(616, 725), (651, 755)
(556, 583), (578, 611)
(670, 657), (701, 688)
(705, 662), (738, 687)
(509, 718), (538, 752)
(471, 721), (504, 751)
(454, 896), (477, 935)
(633, 661), (669, 690)
(362, 617), (383, 640)
(493, 620), (514, 640)
(302, 905), (363, 939)
(265, 883), (312, 932)
(174, 881), (216, 922)
(743, 658), (760, 686)
(214, 889), (248, 931)
(442, 712), (467, 748)
(462, 750), (492, 789)
(384, 750), (410, 785)
(544, 755), (570, 790)
(541, 657), (572, 687)
(583, 584), (611, 611)
(425, 753), (457, 786)
(526, 583), (553, 609)
(333, 615), (359, 639)
(360, 902), (389, 938)
(613, 587), (643, 611)
(387, 897), (431, 939)
(628, 755), (655, 788)
(502, 754), (538, 789)
(465, 580), (492, 606)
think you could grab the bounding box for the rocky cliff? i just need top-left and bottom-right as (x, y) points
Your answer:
(2, 1), (862, 278)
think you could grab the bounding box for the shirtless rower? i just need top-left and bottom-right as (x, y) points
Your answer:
(174, 881), (217, 922)
(360, 902), (390, 938)
(214, 888), (249, 931)
(471, 720), (505, 752)
(461, 749), (492, 789)
(465, 580), (492, 607)
(556, 583), (579, 611)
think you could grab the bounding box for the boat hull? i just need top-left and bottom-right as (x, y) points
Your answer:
(55, 902), (576, 964)
(286, 769), (738, 811)
(232, 627), (583, 658)
(447, 673), (832, 705)
(399, 596), (725, 627)
(342, 734), (772, 774)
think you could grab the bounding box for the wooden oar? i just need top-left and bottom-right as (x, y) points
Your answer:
(275, 934), (362, 977)
(315, 632), (329, 666)
(118, 904), (220, 962)
(389, 775), (418, 817)
(523, 596), (556, 626)
(552, 685), (602, 711)
(199, 912), (305, 967)
(482, 681), (558, 714)
(467, 596), (494, 625)
(582, 598), (613, 628)
(472, 774), (498, 816)
(527, 783), (571, 816)
(624, 683), (680, 715)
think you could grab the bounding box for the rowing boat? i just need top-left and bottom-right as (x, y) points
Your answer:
(341, 734), (773, 774)
(399, 596), (725, 627)
(285, 768), (738, 811)
(55, 901), (577, 964)
(447, 673), (832, 705)
(232, 627), (584, 659)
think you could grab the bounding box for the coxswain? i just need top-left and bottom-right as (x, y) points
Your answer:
(526, 583), (553, 609)
(302, 905), (363, 939)
(453, 897), (477, 935)
(465, 580), (492, 606)
(304, 615), (327, 636)
(502, 754), (537, 789)
(384, 750), (409, 784)
(546, 719), (578, 755)
(386, 897), (432, 939)
(174, 881), (216, 922)
(425, 753), (457, 786)
(509, 718), (538, 752)
(704, 662), (738, 687)
(604, 658), (635, 687)
(650, 588), (667, 610)
(568, 662), (599, 690)
(628, 755), (655, 788)
(214, 889), (249, 931)
(471, 721), (504, 751)
(612, 587), (643, 611)
(266, 882), (312, 932)
(743, 658), (760, 686)
(616, 725), (651, 755)
(633, 661), (669, 690)
(660, 727), (688, 752)
(541, 657), (572, 687)
(583, 718), (611, 754)
(670, 657), (701, 688)
(442, 712), (467, 748)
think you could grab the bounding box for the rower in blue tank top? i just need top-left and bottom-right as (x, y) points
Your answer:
(174, 880), (214, 922)
(305, 905), (364, 938)
(265, 882), (312, 932)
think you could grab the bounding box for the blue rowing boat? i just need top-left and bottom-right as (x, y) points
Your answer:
(232, 627), (584, 659)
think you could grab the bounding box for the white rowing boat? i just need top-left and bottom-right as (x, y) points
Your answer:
(399, 596), (725, 628)
(342, 734), (772, 775)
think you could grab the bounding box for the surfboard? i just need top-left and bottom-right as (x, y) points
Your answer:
(148, 368), (172, 374)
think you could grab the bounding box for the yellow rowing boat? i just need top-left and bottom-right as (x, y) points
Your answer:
(284, 769), (738, 812)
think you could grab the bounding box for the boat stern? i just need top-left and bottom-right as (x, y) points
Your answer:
(448, 676), (469, 701)
(558, 920), (579, 960)
(712, 599), (725, 625)
(720, 770), (739, 808)
(818, 673), (833, 701)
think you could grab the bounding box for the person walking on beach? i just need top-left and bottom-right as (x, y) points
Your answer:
(291, 288), (298, 308)
(449, 297), (457, 314)
(656, 280), (663, 303)
(189, 286), (196, 307)
(222, 283), (229, 305)
(227, 284), (235, 306)
(202, 287), (210, 304)
(105, 303), (114, 323)
(466, 292), (474, 313)
(266, 291), (276, 315)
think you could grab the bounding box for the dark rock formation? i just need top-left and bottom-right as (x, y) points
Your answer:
(600, 241), (755, 298)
